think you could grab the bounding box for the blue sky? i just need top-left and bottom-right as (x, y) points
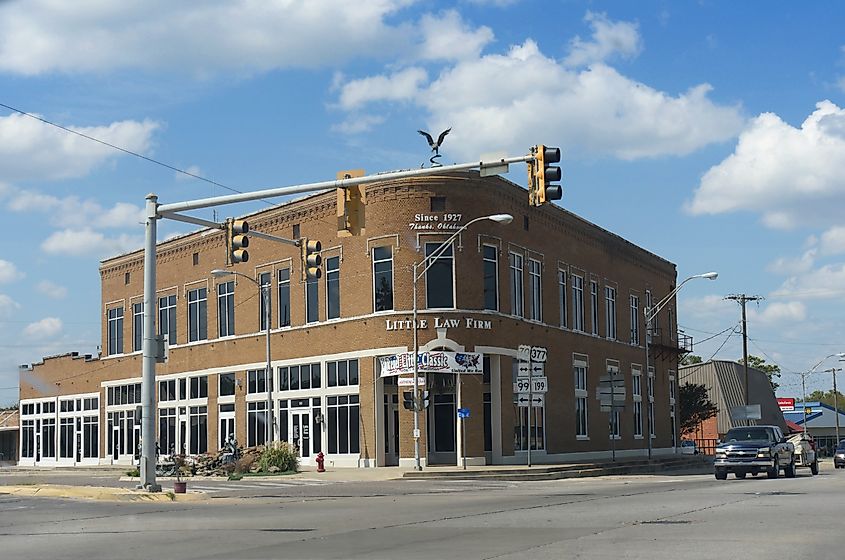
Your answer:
(2, 0), (845, 406)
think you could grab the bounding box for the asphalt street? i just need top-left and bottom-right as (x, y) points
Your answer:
(1, 466), (843, 560)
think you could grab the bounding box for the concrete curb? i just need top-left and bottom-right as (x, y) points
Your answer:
(0, 484), (207, 502)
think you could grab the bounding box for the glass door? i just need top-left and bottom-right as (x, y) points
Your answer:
(290, 410), (311, 458)
(383, 393), (399, 466)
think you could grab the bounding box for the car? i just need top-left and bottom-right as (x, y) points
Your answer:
(680, 440), (699, 455)
(714, 425), (795, 480)
(835, 442), (845, 469)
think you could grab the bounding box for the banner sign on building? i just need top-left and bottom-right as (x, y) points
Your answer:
(777, 397), (795, 411)
(379, 351), (483, 377)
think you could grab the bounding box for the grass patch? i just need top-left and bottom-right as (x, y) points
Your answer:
(165, 491), (176, 501)
(126, 467), (140, 477)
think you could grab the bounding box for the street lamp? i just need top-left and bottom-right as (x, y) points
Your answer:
(211, 269), (275, 445)
(411, 213), (513, 470)
(644, 271), (717, 459)
(800, 353), (845, 439)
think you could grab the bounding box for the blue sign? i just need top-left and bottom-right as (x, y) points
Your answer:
(457, 407), (470, 418)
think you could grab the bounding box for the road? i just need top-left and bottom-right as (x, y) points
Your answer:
(1, 467), (842, 559)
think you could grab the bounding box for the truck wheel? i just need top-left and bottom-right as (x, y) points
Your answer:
(785, 460), (796, 478)
(811, 460), (819, 475)
(767, 457), (779, 479)
(715, 468), (728, 480)
(735, 471), (747, 479)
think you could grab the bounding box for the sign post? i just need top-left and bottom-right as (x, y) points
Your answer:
(516, 345), (547, 468)
(457, 407), (470, 470)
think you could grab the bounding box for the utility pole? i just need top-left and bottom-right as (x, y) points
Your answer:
(827, 367), (843, 446)
(725, 294), (763, 413)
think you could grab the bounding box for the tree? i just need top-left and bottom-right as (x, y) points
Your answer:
(679, 382), (718, 436)
(739, 355), (781, 390)
(806, 390), (845, 410)
(680, 354), (703, 366)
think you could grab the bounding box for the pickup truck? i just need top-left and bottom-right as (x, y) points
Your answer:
(787, 432), (818, 475)
(714, 425), (795, 480)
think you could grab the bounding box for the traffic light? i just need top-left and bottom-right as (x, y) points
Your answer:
(227, 218), (249, 264)
(421, 390), (430, 410)
(301, 238), (322, 280)
(403, 391), (416, 411)
(336, 170), (366, 237)
(528, 144), (562, 206)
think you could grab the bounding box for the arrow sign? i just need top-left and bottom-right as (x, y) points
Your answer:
(517, 362), (531, 377)
(517, 393), (544, 407)
(531, 363), (545, 377)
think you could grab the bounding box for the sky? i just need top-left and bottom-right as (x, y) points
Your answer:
(2, 0), (845, 406)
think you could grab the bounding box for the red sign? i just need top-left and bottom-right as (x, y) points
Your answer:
(777, 397), (795, 411)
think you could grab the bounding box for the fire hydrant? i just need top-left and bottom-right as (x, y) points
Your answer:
(316, 452), (325, 473)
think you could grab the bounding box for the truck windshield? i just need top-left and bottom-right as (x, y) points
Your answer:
(725, 427), (771, 442)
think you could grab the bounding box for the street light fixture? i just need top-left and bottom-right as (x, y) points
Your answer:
(410, 213), (513, 471)
(644, 271), (718, 459)
(800, 353), (845, 440)
(211, 269), (275, 445)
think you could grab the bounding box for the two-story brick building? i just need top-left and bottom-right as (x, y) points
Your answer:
(19, 171), (686, 468)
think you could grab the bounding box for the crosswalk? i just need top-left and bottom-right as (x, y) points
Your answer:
(189, 479), (334, 494)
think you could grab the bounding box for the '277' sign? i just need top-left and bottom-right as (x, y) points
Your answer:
(379, 351), (483, 377)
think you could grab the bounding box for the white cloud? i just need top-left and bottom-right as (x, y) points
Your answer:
(23, 317), (63, 339)
(0, 113), (160, 181)
(773, 262), (845, 300)
(748, 301), (807, 326)
(338, 67), (428, 110)
(820, 226), (845, 255)
(418, 10), (494, 62)
(564, 11), (642, 67)
(0, 294), (19, 317)
(687, 101), (845, 229)
(41, 229), (143, 258)
(3, 186), (144, 230)
(331, 114), (387, 135)
(36, 280), (68, 300)
(0, 0), (415, 75)
(176, 165), (202, 181)
(767, 247), (817, 275)
(0, 260), (24, 283)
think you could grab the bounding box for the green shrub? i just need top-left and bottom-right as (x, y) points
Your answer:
(126, 467), (140, 477)
(257, 441), (299, 473)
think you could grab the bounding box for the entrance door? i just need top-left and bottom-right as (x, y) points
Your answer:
(428, 392), (457, 465)
(383, 393), (399, 466)
(290, 411), (310, 458)
(112, 424), (119, 461)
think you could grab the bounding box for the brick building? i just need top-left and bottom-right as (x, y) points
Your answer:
(19, 171), (685, 468)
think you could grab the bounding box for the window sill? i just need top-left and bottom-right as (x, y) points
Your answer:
(576, 435), (590, 441)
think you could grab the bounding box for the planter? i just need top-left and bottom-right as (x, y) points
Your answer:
(173, 481), (187, 494)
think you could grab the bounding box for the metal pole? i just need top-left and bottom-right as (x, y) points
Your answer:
(644, 307), (652, 460)
(412, 263), (421, 471)
(458, 371), (465, 470)
(527, 354), (532, 468)
(610, 366), (616, 462)
(140, 194), (161, 492)
(264, 283), (274, 445)
(741, 297), (749, 409)
(802, 373), (808, 434)
(833, 368), (840, 446)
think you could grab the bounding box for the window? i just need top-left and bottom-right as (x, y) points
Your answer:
(59, 418), (74, 458)
(159, 407), (177, 455)
(188, 287), (207, 342)
(630, 295), (640, 345)
(558, 269), (568, 328)
(326, 256), (340, 320)
(327, 395), (360, 454)
(247, 369), (270, 394)
(669, 308), (675, 341)
(572, 275), (584, 332)
(509, 252), (524, 317)
(430, 196), (446, 212)
(425, 242), (454, 309)
(189, 406), (208, 454)
(41, 418), (56, 458)
(83, 415), (98, 458)
(327, 359), (358, 387)
(189, 376), (208, 399)
(259, 272), (271, 331)
(605, 286), (616, 340)
(159, 294), (177, 345)
(574, 358), (588, 438)
(528, 258), (542, 321)
(279, 363), (321, 391)
(217, 281), (235, 337)
(278, 268), (291, 327)
(632, 367), (643, 438)
(373, 246), (394, 312)
(132, 302), (143, 352)
(22, 419), (34, 458)
(306, 275), (319, 323)
(159, 379), (177, 402)
(219, 373), (236, 397)
(219, 403), (235, 449)
(109, 383), (141, 405)
(107, 306), (124, 355)
(590, 281), (599, 335)
(248, 401), (268, 447)
(482, 245), (498, 311)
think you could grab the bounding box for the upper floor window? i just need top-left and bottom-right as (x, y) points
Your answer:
(247, 368), (270, 394)
(328, 359), (359, 387)
(571, 275), (584, 332)
(373, 246), (394, 312)
(107, 306), (124, 355)
(132, 302), (143, 352)
(645, 290), (654, 342)
(219, 372), (236, 397)
(306, 275), (319, 323)
(558, 269), (568, 328)
(279, 363), (321, 391)
(259, 272), (271, 331)
(630, 295), (640, 345)
(217, 281), (235, 337)
(482, 245), (498, 311)
(425, 242), (454, 309)
(590, 280), (599, 335)
(605, 286), (617, 340)
(159, 294), (177, 345)
(509, 252), (524, 318)
(278, 268), (291, 327)
(188, 287), (207, 342)
(189, 376), (208, 399)
(528, 258), (542, 321)
(326, 256), (340, 320)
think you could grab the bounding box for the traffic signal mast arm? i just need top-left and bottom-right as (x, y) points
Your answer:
(156, 211), (301, 247)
